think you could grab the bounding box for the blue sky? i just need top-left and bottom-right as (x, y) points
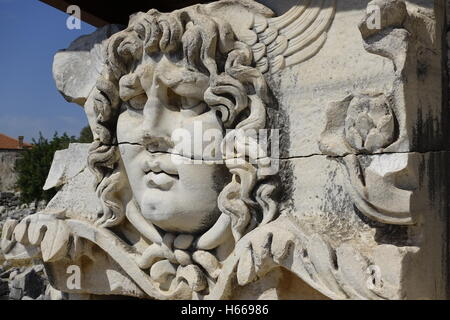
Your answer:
(0, 0), (95, 143)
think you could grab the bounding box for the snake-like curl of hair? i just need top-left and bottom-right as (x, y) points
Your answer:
(88, 7), (278, 242)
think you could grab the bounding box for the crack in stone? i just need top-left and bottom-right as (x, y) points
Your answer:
(114, 142), (450, 161)
(116, 141), (207, 161)
(280, 150), (450, 161)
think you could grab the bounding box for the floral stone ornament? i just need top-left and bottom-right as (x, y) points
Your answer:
(320, 93), (397, 156)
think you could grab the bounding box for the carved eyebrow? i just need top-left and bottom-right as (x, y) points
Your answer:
(157, 62), (208, 88)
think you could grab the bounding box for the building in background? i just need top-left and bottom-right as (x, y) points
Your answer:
(0, 134), (31, 191)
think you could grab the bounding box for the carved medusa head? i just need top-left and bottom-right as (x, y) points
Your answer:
(88, 6), (279, 262)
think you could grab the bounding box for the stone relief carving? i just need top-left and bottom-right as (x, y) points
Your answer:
(319, 0), (418, 225)
(2, 0), (339, 299)
(251, 0), (336, 73)
(1, 0), (447, 300)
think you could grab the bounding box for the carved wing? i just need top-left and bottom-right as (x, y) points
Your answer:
(248, 0), (336, 74)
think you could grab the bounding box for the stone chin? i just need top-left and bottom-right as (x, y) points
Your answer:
(138, 187), (222, 234)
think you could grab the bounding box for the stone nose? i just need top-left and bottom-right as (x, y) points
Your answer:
(141, 80), (176, 151)
(142, 135), (174, 153)
(142, 159), (162, 174)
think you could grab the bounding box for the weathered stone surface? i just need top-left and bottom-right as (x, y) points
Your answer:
(1, 0), (448, 300)
(282, 151), (448, 299)
(53, 25), (124, 106)
(274, 0), (447, 158)
(43, 143), (90, 190)
(45, 166), (102, 222)
(0, 152), (20, 192)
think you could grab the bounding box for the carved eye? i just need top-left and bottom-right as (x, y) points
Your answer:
(166, 87), (208, 116)
(134, 24), (146, 41)
(166, 87), (182, 109)
(127, 93), (147, 111)
(181, 100), (209, 117)
(186, 102), (208, 115)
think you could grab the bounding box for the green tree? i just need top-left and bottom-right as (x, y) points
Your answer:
(16, 132), (77, 203)
(78, 125), (93, 143)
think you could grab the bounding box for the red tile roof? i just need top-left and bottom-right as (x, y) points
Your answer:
(0, 133), (32, 150)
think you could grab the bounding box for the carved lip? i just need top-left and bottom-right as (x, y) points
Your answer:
(142, 158), (179, 191)
(145, 171), (178, 191)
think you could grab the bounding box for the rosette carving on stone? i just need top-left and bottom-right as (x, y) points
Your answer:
(320, 93), (397, 156)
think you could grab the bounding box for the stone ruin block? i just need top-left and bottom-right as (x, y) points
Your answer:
(1, 0), (449, 300)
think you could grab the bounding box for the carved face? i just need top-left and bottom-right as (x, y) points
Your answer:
(89, 8), (275, 246)
(116, 56), (228, 234)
